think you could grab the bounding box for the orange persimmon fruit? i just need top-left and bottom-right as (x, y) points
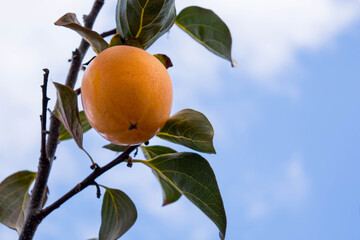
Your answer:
(81, 45), (173, 145)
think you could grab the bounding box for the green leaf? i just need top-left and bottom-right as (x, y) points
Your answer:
(141, 145), (177, 159)
(55, 13), (108, 54)
(54, 82), (83, 149)
(103, 143), (129, 152)
(109, 33), (125, 47)
(59, 111), (92, 141)
(54, 83), (94, 163)
(141, 145), (181, 205)
(157, 109), (216, 154)
(138, 152), (226, 239)
(0, 171), (37, 234)
(124, 38), (143, 48)
(154, 54), (173, 69)
(175, 6), (234, 66)
(116, 0), (176, 49)
(99, 188), (137, 240)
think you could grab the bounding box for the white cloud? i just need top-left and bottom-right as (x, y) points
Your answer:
(0, 0), (88, 156)
(180, 0), (360, 76)
(172, 0), (360, 97)
(242, 154), (310, 220)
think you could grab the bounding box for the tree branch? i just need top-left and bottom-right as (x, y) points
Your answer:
(19, 1), (105, 239)
(40, 145), (138, 220)
(100, 28), (117, 38)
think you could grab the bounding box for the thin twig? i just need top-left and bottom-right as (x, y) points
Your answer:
(83, 56), (96, 66)
(39, 145), (138, 219)
(93, 181), (101, 198)
(19, 1), (105, 239)
(100, 28), (116, 38)
(40, 69), (50, 161)
(75, 88), (81, 96)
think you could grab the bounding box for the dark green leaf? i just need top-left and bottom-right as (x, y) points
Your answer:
(124, 38), (143, 48)
(154, 54), (173, 69)
(141, 145), (181, 205)
(157, 109), (216, 154)
(54, 82), (83, 149)
(109, 33), (125, 47)
(59, 111), (92, 141)
(54, 83), (95, 163)
(116, 0), (176, 49)
(99, 188), (137, 240)
(0, 171), (37, 234)
(103, 143), (129, 152)
(141, 145), (176, 159)
(139, 152), (226, 239)
(55, 13), (108, 54)
(176, 6), (234, 66)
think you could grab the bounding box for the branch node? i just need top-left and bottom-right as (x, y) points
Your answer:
(93, 181), (101, 198)
(90, 163), (100, 170)
(127, 156), (133, 168)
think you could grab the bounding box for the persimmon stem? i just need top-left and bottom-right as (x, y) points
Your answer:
(19, 1), (105, 239)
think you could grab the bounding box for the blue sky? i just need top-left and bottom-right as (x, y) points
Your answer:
(1, 0), (360, 239)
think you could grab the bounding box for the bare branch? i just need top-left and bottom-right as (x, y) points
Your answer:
(19, 1), (105, 239)
(40, 145), (138, 219)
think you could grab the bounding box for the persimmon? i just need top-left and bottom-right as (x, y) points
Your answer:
(81, 45), (173, 145)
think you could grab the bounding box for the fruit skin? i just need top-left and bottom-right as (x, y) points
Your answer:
(81, 45), (173, 145)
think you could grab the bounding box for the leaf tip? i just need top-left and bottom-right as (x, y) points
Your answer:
(54, 13), (79, 26)
(154, 54), (173, 69)
(219, 231), (226, 240)
(231, 58), (238, 68)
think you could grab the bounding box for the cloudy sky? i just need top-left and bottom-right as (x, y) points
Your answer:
(1, 0), (360, 239)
